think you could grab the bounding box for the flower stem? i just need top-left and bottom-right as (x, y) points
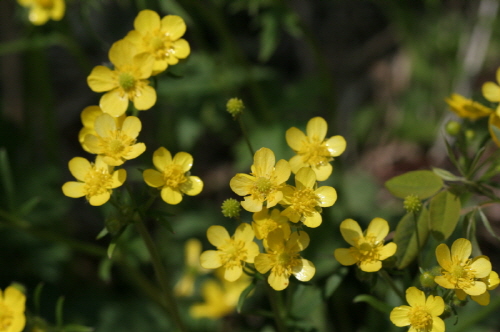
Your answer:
(265, 283), (288, 332)
(412, 211), (422, 268)
(378, 269), (405, 303)
(238, 115), (255, 157)
(135, 220), (188, 332)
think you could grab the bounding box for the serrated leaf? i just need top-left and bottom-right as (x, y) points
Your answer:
(353, 294), (392, 313)
(237, 280), (256, 313)
(385, 170), (443, 199)
(429, 191), (461, 241)
(394, 209), (430, 269)
(324, 267), (348, 298)
(432, 167), (463, 182)
(478, 208), (500, 240)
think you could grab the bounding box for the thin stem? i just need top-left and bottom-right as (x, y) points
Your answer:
(135, 220), (187, 332)
(265, 283), (288, 332)
(412, 211), (422, 268)
(378, 269), (405, 303)
(238, 115), (255, 157)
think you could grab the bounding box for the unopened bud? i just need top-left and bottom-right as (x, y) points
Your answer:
(445, 121), (461, 136)
(419, 270), (436, 289)
(221, 198), (241, 218)
(403, 194), (422, 213)
(226, 98), (244, 118)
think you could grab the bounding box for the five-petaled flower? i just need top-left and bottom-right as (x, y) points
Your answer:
(143, 147), (203, 205)
(17, 0), (65, 25)
(200, 223), (260, 282)
(62, 156), (127, 206)
(126, 10), (191, 75)
(445, 93), (493, 120)
(0, 286), (26, 332)
(334, 217), (397, 272)
(280, 167), (337, 228)
(254, 229), (315, 291)
(286, 116), (346, 181)
(87, 39), (156, 117)
(84, 113), (146, 166)
(434, 238), (492, 297)
(390, 286), (445, 332)
(252, 206), (291, 242)
(230, 147), (291, 212)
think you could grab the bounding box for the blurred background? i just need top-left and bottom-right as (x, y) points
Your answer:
(1, 0), (500, 331)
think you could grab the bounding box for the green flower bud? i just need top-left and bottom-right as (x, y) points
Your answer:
(221, 198), (241, 218)
(419, 270), (436, 289)
(403, 194), (422, 213)
(445, 121), (461, 136)
(465, 129), (475, 140)
(226, 98), (244, 118)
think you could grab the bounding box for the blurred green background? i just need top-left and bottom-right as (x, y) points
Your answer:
(1, 0), (500, 331)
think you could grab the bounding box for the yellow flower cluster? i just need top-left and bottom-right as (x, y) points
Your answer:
(62, 10), (202, 206)
(200, 116), (344, 292)
(17, 0), (65, 26)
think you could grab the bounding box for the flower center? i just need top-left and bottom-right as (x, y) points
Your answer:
(255, 177), (272, 194)
(118, 72), (135, 91)
(351, 234), (383, 263)
(270, 250), (300, 277)
(0, 303), (13, 331)
(408, 306), (433, 331)
(100, 131), (135, 161)
(299, 139), (332, 167)
(83, 166), (113, 198)
(220, 239), (248, 269)
(163, 164), (187, 188)
(289, 188), (318, 216)
(442, 257), (476, 289)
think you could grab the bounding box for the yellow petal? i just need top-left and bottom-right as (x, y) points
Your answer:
(253, 148), (275, 177)
(68, 157), (91, 181)
(241, 196), (263, 212)
(425, 294), (444, 316)
(313, 163), (332, 182)
(286, 127), (306, 151)
(295, 167), (316, 189)
(83, 135), (101, 154)
(121, 116), (142, 138)
(434, 275), (454, 289)
(207, 225), (230, 247)
(200, 250), (223, 269)
(4, 286), (25, 327)
(366, 217), (389, 243)
(292, 259), (315, 282)
(51, 0), (65, 20)
(230, 173), (255, 196)
(126, 143), (146, 160)
(109, 39), (135, 69)
(487, 271), (499, 290)
(482, 82), (500, 102)
(173, 152), (193, 172)
(390, 306), (411, 327)
(234, 223), (255, 244)
(100, 89), (129, 117)
(471, 291), (490, 306)
(288, 154), (307, 174)
(306, 117), (327, 141)
(435, 243), (452, 271)
(153, 147), (172, 171)
(182, 176), (203, 196)
(302, 211), (322, 228)
(80, 105), (103, 127)
(378, 242), (397, 260)
(315, 186), (337, 207)
(455, 289), (467, 300)
(281, 206), (301, 223)
(254, 253), (273, 274)
(431, 317), (445, 332)
(489, 113), (500, 147)
(161, 15), (187, 40)
(287, 231), (310, 251)
(463, 281), (487, 296)
(334, 248), (357, 266)
(172, 39), (190, 59)
(87, 66), (116, 92)
(339, 218), (363, 246)
(134, 9), (160, 34)
(268, 270), (290, 291)
(88, 192), (111, 206)
(325, 135), (346, 157)
(450, 238), (471, 262)
(245, 242), (260, 263)
(470, 256), (492, 278)
(62, 182), (86, 198)
(94, 113), (116, 138)
(111, 169), (127, 188)
(161, 186), (183, 204)
(143, 169), (165, 187)
(224, 265), (243, 282)
(132, 85), (157, 110)
(274, 159), (291, 184)
(359, 260), (381, 272)
(406, 286), (426, 307)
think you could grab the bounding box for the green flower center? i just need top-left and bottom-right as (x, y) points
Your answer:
(443, 258), (476, 289)
(289, 188), (318, 216)
(255, 177), (272, 194)
(118, 72), (135, 91)
(408, 306), (433, 331)
(163, 164), (187, 188)
(83, 166), (113, 198)
(0, 303), (13, 331)
(351, 235), (384, 263)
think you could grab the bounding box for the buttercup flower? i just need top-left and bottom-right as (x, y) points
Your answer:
(174, 238), (209, 297)
(435, 238), (492, 297)
(87, 39), (156, 117)
(280, 167), (337, 228)
(143, 147), (203, 205)
(78, 106), (104, 152)
(254, 229), (315, 291)
(456, 269), (499, 306)
(200, 223), (260, 282)
(252, 207), (291, 241)
(126, 10), (190, 75)
(445, 93), (493, 120)
(482, 68), (500, 114)
(286, 117), (346, 181)
(0, 285), (26, 332)
(334, 217), (397, 272)
(84, 113), (146, 166)
(390, 286), (445, 332)
(189, 272), (252, 319)
(230, 147), (291, 212)
(62, 156), (127, 206)
(17, 0), (65, 25)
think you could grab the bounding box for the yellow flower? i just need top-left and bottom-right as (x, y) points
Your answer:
(0, 286), (26, 332)
(455, 269), (499, 306)
(83, 113), (146, 166)
(189, 273), (252, 319)
(482, 67), (500, 114)
(87, 39), (156, 117)
(254, 229), (315, 291)
(435, 238), (492, 297)
(143, 147), (203, 205)
(174, 238), (209, 297)
(488, 113), (500, 147)
(390, 286), (445, 332)
(62, 156), (126, 206)
(334, 217), (397, 272)
(230, 147), (291, 212)
(445, 93), (493, 120)
(126, 10), (190, 75)
(280, 167), (337, 228)
(252, 207), (291, 241)
(200, 223), (260, 282)
(17, 0), (65, 25)
(286, 117), (346, 181)
(78, 106), (104, 152)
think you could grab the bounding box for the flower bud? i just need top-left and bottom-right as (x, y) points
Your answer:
(445, 121), (461, 136)
(403, 194), (422, 213)
(221, 198), (241, 219)
(226, 98), (244, 118)
(419, 270), (436, 289)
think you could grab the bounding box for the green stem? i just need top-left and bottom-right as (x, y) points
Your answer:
(378, 269), (405, 303)
(134, 220), (187, 332)
(265, 283), (288, 332)
(238, 115), (255, 157)
(412, 211), (422, 267)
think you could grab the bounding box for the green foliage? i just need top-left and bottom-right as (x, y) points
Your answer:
(385, 170), (443, 200)
(429, 191), (461, 241)
(393, 209), (430, 269)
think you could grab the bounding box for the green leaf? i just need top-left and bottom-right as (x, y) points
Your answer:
(353, 294), (392, 314)
(432, 167), (463, 182)
(429, 191), (461, 241)
(324, 267), (348, 298)
(61, 324), (94, 332)
(95, 227), (109, 240)
(478, 208), (500, 240)
(394, 209), (430, 269)
(385, 170), (443, 199)
(258, 12), (279, 62)
(237, 280), (256, 313)
(55, 296), (65, 327)
(107, 240), (118, 259)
